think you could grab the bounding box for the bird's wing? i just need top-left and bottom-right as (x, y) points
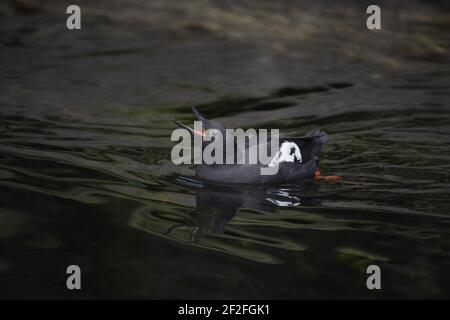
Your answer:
(282, 129), (328, 163)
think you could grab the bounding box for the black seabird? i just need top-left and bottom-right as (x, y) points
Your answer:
(173, 106), (340, 184)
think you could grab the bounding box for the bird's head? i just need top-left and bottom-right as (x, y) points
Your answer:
(173, 106), (226, 138)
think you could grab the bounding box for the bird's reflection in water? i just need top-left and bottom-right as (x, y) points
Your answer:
(172, 175), (320, 242)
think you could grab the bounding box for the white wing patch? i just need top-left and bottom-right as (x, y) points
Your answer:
(268, 141), (302, 167)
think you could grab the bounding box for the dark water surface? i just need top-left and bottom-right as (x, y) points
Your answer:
(1, 0), (450, 298)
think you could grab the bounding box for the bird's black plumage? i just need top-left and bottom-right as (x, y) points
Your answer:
(174, 106), (328, 184)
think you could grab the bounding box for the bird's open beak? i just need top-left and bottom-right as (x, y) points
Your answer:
(173, 119), (205, 137)
(172, 105), (207, 137)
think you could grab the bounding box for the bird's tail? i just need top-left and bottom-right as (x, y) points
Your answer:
(304, 129), (328, 162)
(305, 128), (328, 145)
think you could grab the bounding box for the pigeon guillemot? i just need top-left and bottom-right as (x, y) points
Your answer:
(173, 106), (340, 184)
